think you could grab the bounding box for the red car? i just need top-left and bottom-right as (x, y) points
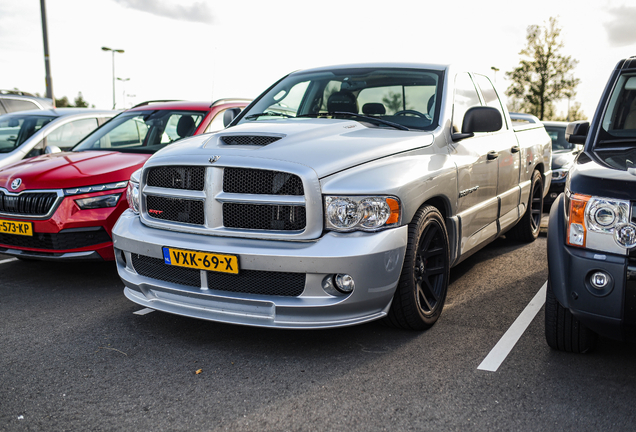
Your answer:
(0, 99), (249, 261)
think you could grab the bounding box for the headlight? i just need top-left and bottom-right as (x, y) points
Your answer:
(324, 196), (400, 232)
(552, 169), (569, 181)
(75, 194), (121, 210)
(566, 193), (634, 253)
(65, 181), (128, 196)
(127, 169), (141, 214)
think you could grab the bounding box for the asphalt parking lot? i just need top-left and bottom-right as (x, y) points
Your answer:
(2, 224), (636, 431)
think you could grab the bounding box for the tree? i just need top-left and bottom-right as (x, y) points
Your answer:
(74, 92), (89, 108)
(54, 92), (90, 108)
(505, 17), (580, 121)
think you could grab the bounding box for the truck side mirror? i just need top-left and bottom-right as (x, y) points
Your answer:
(452, 106), (503, 141)
(223, 108), (242, 127)
(565, 121), (589, 144)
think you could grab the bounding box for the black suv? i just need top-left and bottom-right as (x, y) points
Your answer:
(546, 56), (636, 352)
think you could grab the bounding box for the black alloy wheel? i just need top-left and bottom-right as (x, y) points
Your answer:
(385, 205), (450, 330)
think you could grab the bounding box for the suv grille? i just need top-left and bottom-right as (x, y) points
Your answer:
(146, 166), (205, 191)
(221, 136), (282, 146)
(223, 168), (304, 195)
(131, 254), (305, 296)
(146, 196), (204, 225)
(0, 191), (58, 216)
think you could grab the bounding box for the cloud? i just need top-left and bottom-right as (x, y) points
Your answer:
(113, 0), (213, 24)
(604, 5), (636, 47)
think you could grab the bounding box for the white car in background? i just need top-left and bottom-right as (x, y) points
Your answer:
(0, 108), (117, 168)
(0, 90), (54, 114)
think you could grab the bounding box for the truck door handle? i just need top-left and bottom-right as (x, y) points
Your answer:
(487, 151), (499, 160)
(511, 146), (520, 153)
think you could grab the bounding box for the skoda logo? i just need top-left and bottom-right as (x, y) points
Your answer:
(11, 178), (22, 190)
(209, 155), (221, 163)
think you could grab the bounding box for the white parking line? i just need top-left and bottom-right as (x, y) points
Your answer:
(133, 308), (155, 315)
(477, 281), (547, 372)
(0, 258), (18, 265)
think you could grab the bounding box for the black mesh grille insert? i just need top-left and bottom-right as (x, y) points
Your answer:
(146, 166), (205, 191)
(0, 191), (58, 216)
(223, 168), (304, 195)
(0, 228), (111, 250)
(130, 254), (305, 297)
(131, 254), (201, 287)
(221, 136), (282, 146)
(146, 196), (204, 225)
(223, 203), (306, 230)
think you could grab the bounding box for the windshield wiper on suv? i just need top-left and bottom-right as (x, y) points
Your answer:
(244, 111), (294, 120)
(297, 112), (410, 131)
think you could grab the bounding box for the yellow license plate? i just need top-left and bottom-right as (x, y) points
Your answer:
(0, 219), (33, 236)
(162, 247), (239, 274)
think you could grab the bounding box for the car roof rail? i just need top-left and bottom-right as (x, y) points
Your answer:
(0, 89), (37, 96)
(210, 98), (252, 107)
(130, 100), (182, 108)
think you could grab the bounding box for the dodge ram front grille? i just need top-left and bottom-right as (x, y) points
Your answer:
(146, 166), (205, 191)
(223, 203), (306, 231)
(141, 163), (317, 238)
(146, 196), (205, 225)
(0, 191), (58, 216)
(130, 254), (305, 296)
(221, 135), (282, 146)
(223, 168), (304, 195)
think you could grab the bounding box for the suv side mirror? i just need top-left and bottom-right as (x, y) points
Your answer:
(452, 106), (502, 141)
(223, 108), (242, 127)
(566, 121), (589, 144)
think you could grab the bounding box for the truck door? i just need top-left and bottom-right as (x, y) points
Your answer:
(472, 74), (521, 233)
(451, 73), (499, 256)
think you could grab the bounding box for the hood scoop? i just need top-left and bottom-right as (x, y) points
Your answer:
(220, 135), (283, 146)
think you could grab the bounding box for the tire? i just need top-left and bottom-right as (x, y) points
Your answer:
(545, 281), (597, 353)
(384, 205), (450, 330)
(507, 170), (543, 242)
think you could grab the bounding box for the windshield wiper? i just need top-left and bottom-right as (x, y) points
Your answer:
(297, 112), (410, 131)
(244, 111), (294, 120)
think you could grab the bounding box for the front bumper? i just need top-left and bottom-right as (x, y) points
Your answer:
(547, 194), (636, 341)
(0, 193), (127, 261)
(112, 210), (408, 329)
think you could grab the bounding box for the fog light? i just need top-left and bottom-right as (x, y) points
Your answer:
(334, 274), (355, 293)
(590, 272), (609, 290)
(615, 223), (636, 248)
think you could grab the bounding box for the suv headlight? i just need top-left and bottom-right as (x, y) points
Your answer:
(566, 193), (636, 252)
(127, 169), (141, 214)
(324, 196), (401, 232)
(75, 194), (121, 209)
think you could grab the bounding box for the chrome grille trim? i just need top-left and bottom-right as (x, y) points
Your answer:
(138, 156), (324, 240)
(0, 188), (64, 220)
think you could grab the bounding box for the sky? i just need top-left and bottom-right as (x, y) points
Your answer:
(1, 0), (635, 120)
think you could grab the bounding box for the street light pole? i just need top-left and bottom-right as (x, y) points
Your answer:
(491, 66), (500, 83)
(40, 0), (54, 102)
(102, 47), (124, 109)
(117, 77), (130, 109)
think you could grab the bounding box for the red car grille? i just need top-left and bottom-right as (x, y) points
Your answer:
(0, 191), (58, 216)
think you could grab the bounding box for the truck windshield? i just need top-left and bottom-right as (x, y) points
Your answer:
(596, 73), (636, 169)
(73, 109), (205, 154)
(238, 67), (443, 131)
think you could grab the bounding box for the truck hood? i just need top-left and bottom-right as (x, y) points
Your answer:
(0, 151), (151, 192)
(151, 119), (435, 178)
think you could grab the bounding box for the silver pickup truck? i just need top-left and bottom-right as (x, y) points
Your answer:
(112, 63), (551, 330)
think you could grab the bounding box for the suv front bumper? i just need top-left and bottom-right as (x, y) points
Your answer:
(547, 194), (636, 341)
(112, 210), (408, 329)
